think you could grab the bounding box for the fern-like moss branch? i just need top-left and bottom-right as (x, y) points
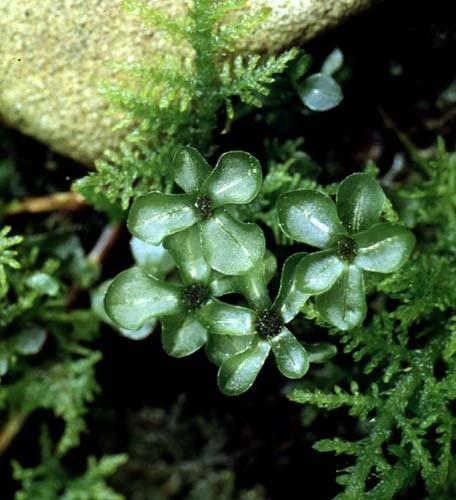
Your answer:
(75, 0), (297, 209)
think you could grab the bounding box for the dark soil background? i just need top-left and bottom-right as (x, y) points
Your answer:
(1, 0), (456, 498)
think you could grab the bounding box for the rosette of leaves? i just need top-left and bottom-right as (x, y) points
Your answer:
(104, 223), (269, 358)
(202, 255), (336, 396)
(277, 173), (416, 330)
(127, 146), (265, 276)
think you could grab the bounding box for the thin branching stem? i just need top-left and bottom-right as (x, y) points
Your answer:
(6, 192), (88, 215)
(0, 411), (28, 456)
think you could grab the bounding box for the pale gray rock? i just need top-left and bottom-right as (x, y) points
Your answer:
(0, 0), (373, 166)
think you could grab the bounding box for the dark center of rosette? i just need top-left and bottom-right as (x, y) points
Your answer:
(194, 195), (213, 218)
(255, 309), (283, 339)
(336, 236), (358, 262)
(182, 283), (210, 310)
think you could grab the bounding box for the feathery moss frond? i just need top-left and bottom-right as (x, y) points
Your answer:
(13, 427), (126, 500)
(0, 226), (23, 299)
(1, 352), (101, 454)
(75, 0), (298, 209)
(290, 145), (456, 499)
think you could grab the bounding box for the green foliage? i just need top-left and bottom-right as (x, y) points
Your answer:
(103, 147), (417, 396)
(13, 427), (126, 500)
(241, 138), (321, 245)
(298, 48), (345, 111)
(0, 127), (119, 497)
(397, 137), (456, 248)
(1, 2), (453, 498)
(278, 173), (415, 330)
(289, 144), (456, 499)
(0, 226), (23, 299)
(91, 237), (177, 340)
(2, 351), (101, 454)
(0, 231), (102, 454)
(112, 397), (265, 500)
(126, 147), (265, 275)
(74, 0), (298, 209)
(291, 338), (453, 499)
(298, 73), (343, 112)
(103, 169), (320, 394)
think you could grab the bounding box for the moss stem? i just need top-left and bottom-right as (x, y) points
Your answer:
(0, 412), (28, 456)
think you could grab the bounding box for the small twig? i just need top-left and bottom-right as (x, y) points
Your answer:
(424, 106), (456, 131)
(381, 153), (406, 188)
(6, 192), (88, 215)
(87, 224), (123, 265)
(66, 223), (123, 309)
(0, 412), (28, 456)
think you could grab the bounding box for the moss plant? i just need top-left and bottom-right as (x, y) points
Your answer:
(74, 0), (300, 209)
(2, 1), (456, 499)
(104, 149), (413, 397)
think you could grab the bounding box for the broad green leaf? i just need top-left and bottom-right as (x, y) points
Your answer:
(26, 272), (59, 296)
(295, 249), (345, 294)
(321, 48), (344, 76)
(273, 253), (310, 324)
(118, 323), (156, 341)
(197, 299), (256, 336)
(277, 190), (345, 248)
(290, 52), (313, 83)
(164, 225), (211, 285)
(91, 280), (123, 325)
(127, 192), (198, 245)
(130, 237), (175, 278)
(298, 73), (343, 111)
(209, 254), (275, 302)
(264, 250), (278, 285)
(237, 262), (271, 310)
(13, 326), (47, 355)
(315, 265), (366, 330)
(217, 339), (271, 396)
(91, 280), (155, 340)
(0, 350), (7, 377)
(161, 314), (208, 357)
(104, 267), (182, 330)
(306, 343), (338, 363)
(206, 334), (255, 366)
(172, 146), (211, 193)
(354, 223), (415, 273)
(209, 273), (239, 297)
(200, 210), (265, 276)
(208, 251), (276, 298)
(336, 173), (386, 232)
(202, 151), (262, 207)
(270, 328), (309, 379)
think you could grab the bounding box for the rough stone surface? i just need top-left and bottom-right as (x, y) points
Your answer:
(0, 0), (373, 166)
